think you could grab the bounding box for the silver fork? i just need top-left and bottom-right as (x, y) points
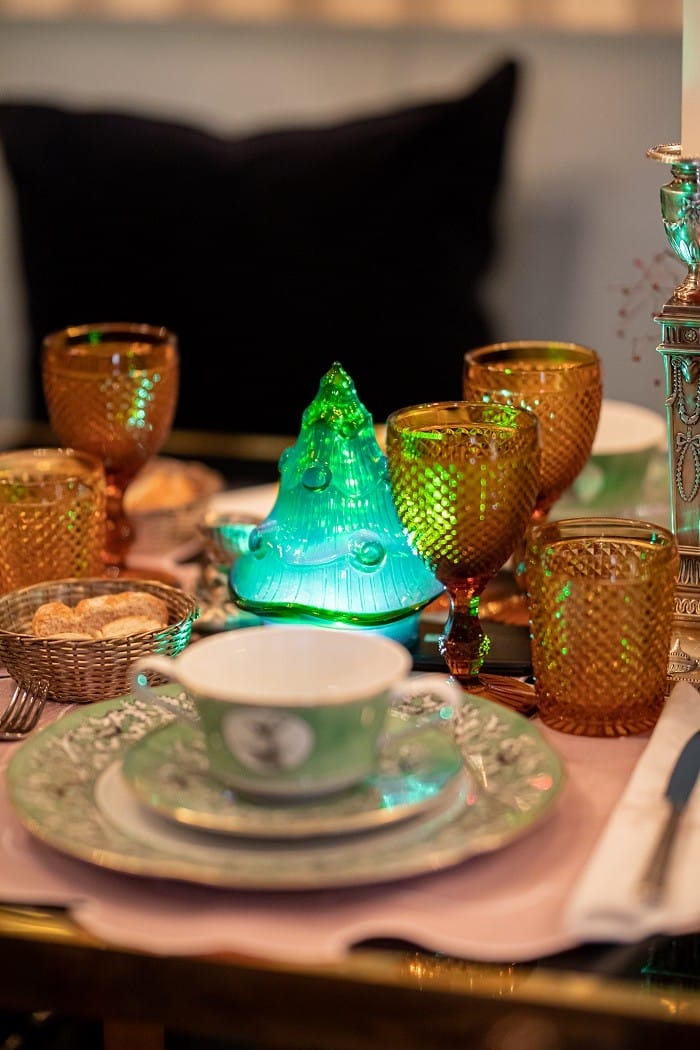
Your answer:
(0, 678), (50, 741)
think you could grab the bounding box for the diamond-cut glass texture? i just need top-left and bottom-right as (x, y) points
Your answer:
(386, 401), (540, 681)
(42, 323), (179, 570)
(387, 408), (540, 584)
(43, 331), (178, 477)
(0, 449), (106, 594)
(463, 342), (602, 517)
(526, 519), (679, 736)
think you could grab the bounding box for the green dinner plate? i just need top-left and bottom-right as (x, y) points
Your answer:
(6, 687), (565, 892)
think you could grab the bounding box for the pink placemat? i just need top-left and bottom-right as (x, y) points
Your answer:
(0, 678), (647, 965)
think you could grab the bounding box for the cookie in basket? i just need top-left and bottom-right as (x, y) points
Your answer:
(31, 590), (169, 639)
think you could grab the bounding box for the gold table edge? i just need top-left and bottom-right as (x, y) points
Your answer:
(0, 904), (697, 1026)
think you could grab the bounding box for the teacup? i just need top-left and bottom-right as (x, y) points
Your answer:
(131, 625), (463, 799)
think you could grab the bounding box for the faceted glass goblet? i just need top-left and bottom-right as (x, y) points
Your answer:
(42, 322), (179, 579)
(463, 341), (602, 604)
(463, 341), (602, 524)
(385, 401), (540, 685)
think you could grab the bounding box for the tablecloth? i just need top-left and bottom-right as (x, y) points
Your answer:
(0, 675), (649, 964)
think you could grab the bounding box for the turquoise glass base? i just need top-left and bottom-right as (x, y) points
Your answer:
(259, 610), (423, 650)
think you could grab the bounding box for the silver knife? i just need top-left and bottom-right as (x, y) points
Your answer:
(638, 728), (700, 904)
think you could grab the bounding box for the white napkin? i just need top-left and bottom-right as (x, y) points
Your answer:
(564, 681), (700, 942)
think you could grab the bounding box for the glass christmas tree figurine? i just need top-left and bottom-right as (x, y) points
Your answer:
(230, 363), (443, 647)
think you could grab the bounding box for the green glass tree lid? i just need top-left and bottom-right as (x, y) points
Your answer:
(230, 363), (442, 634)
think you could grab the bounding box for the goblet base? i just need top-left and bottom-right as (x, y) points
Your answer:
(464, 674), (538, 719)
(418, 577), (537, 716)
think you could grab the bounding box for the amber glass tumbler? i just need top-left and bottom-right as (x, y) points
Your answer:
(526, 517), (678, 736)
(0, 447), (106, 594)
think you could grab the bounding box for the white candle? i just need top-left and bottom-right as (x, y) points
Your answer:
(683, 0), (700, 156)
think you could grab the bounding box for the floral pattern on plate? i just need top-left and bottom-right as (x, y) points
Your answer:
(6, 686), (565, 891)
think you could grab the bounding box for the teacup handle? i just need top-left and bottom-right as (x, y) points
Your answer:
(380, 673), (463, 742)
(131, 655), (199, 725)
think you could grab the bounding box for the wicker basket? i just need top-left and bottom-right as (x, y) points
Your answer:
(0, 578), (200, 703)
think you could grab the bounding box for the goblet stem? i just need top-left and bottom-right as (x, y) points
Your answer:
(102, 468), (179, 584)
(440, 579), (539, 717)
(103, 471), (135, 573)
(439, 583), (490, 685)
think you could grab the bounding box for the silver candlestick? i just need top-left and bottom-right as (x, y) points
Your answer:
(647, 142), (700, 681)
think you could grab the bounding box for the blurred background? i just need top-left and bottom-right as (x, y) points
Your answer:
(0, 1), (684, 429)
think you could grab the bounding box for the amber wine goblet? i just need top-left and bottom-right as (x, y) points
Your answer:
(42, 322), (179, 578)
(385, 401), (540, 685)
(463, 341), (602, 614)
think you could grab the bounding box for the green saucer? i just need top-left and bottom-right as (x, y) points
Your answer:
(121, 711), (464, 839)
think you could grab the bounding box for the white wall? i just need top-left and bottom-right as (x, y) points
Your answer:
(0, 18), (683, 423)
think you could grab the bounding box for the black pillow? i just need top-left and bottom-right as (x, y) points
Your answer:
(0, 59), (519, 436)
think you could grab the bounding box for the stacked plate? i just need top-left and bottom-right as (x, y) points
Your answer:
(7, 689), (565, 891)
(121, 712), (464, 840)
